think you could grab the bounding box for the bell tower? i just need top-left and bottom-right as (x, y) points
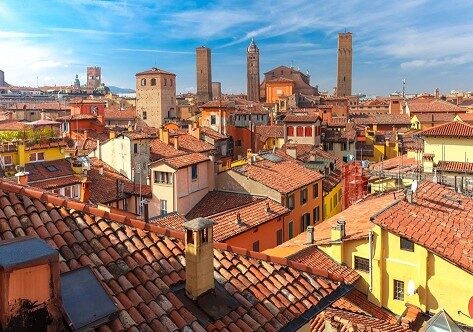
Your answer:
(336, 32), (353, 97)
(247, 38), (260, 102)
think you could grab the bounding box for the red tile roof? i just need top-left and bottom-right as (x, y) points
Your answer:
(373, 181), (473, 274)
(233, 156), (323, 194)
(200, 126), (228, 140)
(25, 159), (75, 183)
(88, 158), (151, 204)
(159, 152), (210, 169)
(284, 110), (321, 123)
(352, 114), (411, 126)
(155, 197), (289, 242)
(456, 113), (473, 123)
(174, 133), (214, 153)
(186, 191), (262, 220)
(417, 121), (473, 138)
(105, 107), (136, 120)
(289, 246), (360, 284)
(368, 154), (419, 174)
(135, 67), (175, 76)
(149, 138), (185, 161)
(413, 112), (456, 123)
(0, 120), (28, 131)
(436, 161), (473, 173)
(0, 179), (352, 331)
(408, 99), (465, 114)
(56, 114), (98, 121)
(255, 125), (284, 143)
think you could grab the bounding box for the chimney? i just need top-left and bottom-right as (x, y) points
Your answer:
(40, 110), (46, 120)
(15, 171), (29, 186)
(182, 218), (215, 300)
(306, 225), (315, 244)
(109, 130), (116, 140)
(80, 179), (90, 202)
(0, 237), (62, 331)
(173, 136), (179, 149)
(331, 219), (346, 242)
(159, 128), (169, 145)
(99, 165), (104, 175)
(406, 189), (413, 204)
(265, 201), (270, 213)
(142, 199), (149, 222)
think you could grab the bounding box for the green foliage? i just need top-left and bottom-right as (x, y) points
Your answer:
(0, 127), (58, 143)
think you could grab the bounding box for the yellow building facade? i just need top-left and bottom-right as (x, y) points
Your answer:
(322, 182), (343, 220)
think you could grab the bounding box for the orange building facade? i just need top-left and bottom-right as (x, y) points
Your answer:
(265, 78), (295, 103)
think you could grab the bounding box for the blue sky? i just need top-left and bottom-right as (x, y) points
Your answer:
(1, 0), (473, 96)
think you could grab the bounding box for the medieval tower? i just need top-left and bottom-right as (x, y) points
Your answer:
(196, 46), (212, 103)
(246, 38), (260, 102)
(336, 32), (352, 97)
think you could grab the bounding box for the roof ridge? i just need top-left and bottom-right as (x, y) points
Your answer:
(417, 120), (473, 135)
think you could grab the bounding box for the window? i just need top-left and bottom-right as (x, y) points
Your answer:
(288, 221), (294, 239)
(393, 279), (404, 301)
(45, 165), (59, 172)
(154, 171), (173, 184)
(313, 183), (319, 198)
(1, 155), (13, 166)
(252, 241), (260, 252)
(300, 213), (310, 232)
(140, 78), (146, 86)
(276, 229), (283, 245)
(64, 186), (72, 198)
(296, 126), (304, 137)
(400, 237), (414, 252)
(235, 140), (242, 147)
(164, 78), (167, 86)
(286, 194), (294, 210)
(210, 115), (216, 125)
(191, 164), (198, 180)
(150, 78), (156, 86)
(354, 256), (369, 272)
(341, 142), (348, 151)
(133, 143), (138, 154)
(300, 188), (308, 205)
(29, 152), (45, 163)
(287, 126), (294, 136)
(304, 126), (312, 136)
(160, 200), (168, 215)
(187, 229), (194, 244)
(313, 206), (320, 222)
(326, 142), (334, 151)
(142, 111), (147, 120)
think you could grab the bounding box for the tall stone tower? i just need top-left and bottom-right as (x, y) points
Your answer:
(87, 67), (101, 91)
(247, 38), (260, 102)
(196, 46), (212, 104)
(336, 32), (352, 97)
(136, 67), (176, 128)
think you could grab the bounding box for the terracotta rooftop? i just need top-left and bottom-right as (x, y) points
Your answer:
(233, 155), (323, 194)
(135, 67), (175, 76)
(352, 114), (411, 126)
(159, 152), (210, 169)
(155, 197), (289, 242)
(234, 104), (267, 115)
(413, 112), (456, 123)
(456, 113), (473, 123)
(149, 138), (185, 161)
(200, 100), (235, 109)
(436, 161), (473, 174)
(266, 77), (295, 83)
(417, 121), (473, 138)
(0, 179), (354, 331)
(368, 154), (419, 174)
(373, 181), (473, 275)
(25, 159), (79, 190)
(173, 133), (214, 153)
(284, 110), (320, 123)
(407, 99), (465, 114)
(458, 99), (473, 107)
(105, 107), (136, 120)
(283, 192), (400, 246)
(200, 126), (228, 140)
(88, 158), (151, 204)
(255, 125), (284, 143)
(0, 120), (28, 131)
(56, 114), (99, 121)
(6, 101), (70, 111)
(186, 191), (262, 220)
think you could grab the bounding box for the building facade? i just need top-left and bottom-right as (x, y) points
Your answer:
(247, 38), (260, 102)
(336, 32), (353, 97)
(135, 67), (176, 128)
(196, 46), (212, 104)
(211, 82), (221, 99)
(86, 66), (101, 91)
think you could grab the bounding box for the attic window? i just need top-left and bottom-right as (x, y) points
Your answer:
(45, 165), (59, 172)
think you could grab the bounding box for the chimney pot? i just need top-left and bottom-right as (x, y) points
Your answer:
(406, 189), (413, 204)
(142, 199), (149, 222)
(306, 225), (315, 244)
(236, 212), (242, 224)
(80, 179), (90, 203)
(173, 136), (179, 149)
(15, 171), (29, 186)
(265, 201), (270, 213)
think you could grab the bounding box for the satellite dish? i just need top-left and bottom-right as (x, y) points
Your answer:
(411, 180), (418, 193)
(407, 280), (416, 296)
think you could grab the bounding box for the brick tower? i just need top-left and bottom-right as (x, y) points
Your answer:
(196, 47), (212, 103)
(246, 38), (260, 102)
(336, 32), (352, 97)
(87, 67), (101, 91)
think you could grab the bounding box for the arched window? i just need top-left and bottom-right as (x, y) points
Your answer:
(296, 126), (304, 137)
(164, 78), (167, 86)
(150, 78), (156, 86)
(287, 126), (294, 136)
(305, 126), (312, 136)
(140, 78), (146, 86)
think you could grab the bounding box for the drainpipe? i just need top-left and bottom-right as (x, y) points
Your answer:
(369, 230), (373, 292)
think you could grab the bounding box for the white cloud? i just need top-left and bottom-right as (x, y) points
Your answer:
(115, 48), (193, 54)
(46, 27), (130, 36)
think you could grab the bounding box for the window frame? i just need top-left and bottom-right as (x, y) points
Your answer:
(400, 237), (414, 252)
(140, 78), (146, 86)
(252, 241), (260, 252)
(300, 187), (308, 205)
(354, 256), (369, 273)
(313, 183), (319, 198)
(191, 164), (198, 180)
(287, 126), (294, 136)
(210, 115), (216, 125)
(2, 155), (13, 166)
(288, 221), (294, 239)
(393, 279), (404, 301)
(313, 206), (320, 223)
(150, 78), (156, 86)
(276, 229), (283, 246)
(300, 213), (311, 232)
(286, 194), (295, 210)
(160, 200), (168, 215)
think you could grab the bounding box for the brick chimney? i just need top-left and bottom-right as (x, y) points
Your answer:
(15, 171), (29, 186)
(80, 179), (90, 202)
(182, 218), (215, 300)
(109, 130), (116, 140)
(0, 237), (62, 331)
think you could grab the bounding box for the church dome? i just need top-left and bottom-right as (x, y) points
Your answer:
(247, 38), (258, 53)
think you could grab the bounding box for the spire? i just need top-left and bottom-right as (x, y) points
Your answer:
(247, 38), (258, 53)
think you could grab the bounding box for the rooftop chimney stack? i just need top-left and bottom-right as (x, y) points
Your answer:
(15, 171), (29, 186)
(406, 189), (413, 204)
(265, 201), (270, 213)
(331, 219), (346, 242)
(236, 212), (242, 225)
(306, 225), (315, 244)
(80, 179), (90, 203)
(182, 218), (215, 300)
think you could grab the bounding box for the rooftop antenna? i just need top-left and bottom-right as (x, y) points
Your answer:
(291, 60), (294, 69)
(402, 78), (406, 99)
